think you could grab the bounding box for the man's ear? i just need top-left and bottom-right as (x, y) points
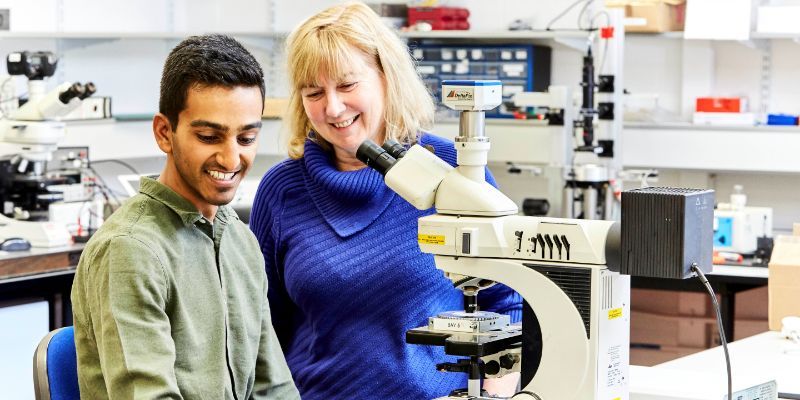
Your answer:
(153, 113), (174, 154)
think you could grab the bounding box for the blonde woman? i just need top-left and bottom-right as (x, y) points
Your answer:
(250, 2), (521, 398)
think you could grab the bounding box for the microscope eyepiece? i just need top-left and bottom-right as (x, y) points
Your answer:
(356, 140), (397, 176)
(381, 139), (407, 159)
(58, 83), (85, 104)
(79, 82), (96, 100)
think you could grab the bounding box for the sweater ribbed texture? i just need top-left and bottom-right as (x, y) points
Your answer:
(250, 134), (522, 400)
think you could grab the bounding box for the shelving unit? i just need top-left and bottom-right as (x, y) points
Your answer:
(0, 31), (282, 39)
(622, 122), (800, 174)
(400, 29), (592, 51)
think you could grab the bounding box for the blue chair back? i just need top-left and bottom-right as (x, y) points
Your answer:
(33, 326), (80, 400)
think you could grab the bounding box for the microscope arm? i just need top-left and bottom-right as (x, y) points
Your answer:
(435, 256), (590, 399)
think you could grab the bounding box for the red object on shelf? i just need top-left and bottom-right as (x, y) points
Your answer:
(408, 7), (470, 30)
(600, 26), (614, 39)
(696, 97), (746, 113)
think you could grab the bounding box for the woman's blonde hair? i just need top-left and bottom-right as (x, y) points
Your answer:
(284, 1), (434, 159)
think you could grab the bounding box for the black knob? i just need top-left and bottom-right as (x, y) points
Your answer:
(522, 198), (550, 216)
(499, 354), (517, 370)
(484, 360), (500, 375)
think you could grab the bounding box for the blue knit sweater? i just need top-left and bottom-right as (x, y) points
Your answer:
(250, 133), (522, 400)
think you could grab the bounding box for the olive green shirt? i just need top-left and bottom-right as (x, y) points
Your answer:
(71, 177), (299, 400)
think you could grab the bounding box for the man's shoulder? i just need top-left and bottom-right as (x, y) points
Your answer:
(81, 196), (178, 264)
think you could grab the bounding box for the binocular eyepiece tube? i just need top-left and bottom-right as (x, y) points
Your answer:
(356, 139), (408, 176)
(58, 81), (96, 104)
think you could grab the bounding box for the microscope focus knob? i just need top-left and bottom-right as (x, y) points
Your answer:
(499, 353), (518, 370)
(484, 360), (500, 375)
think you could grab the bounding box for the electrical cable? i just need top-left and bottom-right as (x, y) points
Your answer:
(90, 159), (140, 175)
(690, 263), (732, 400)
(576, 0), (595, 31)
(589, 11), (612, 75)
(511, 390), (541, 399)
(85, 166), (123, 208)
(545, 0), (590, 31)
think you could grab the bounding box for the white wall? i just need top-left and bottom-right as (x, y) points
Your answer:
(625, 36), (800, 117)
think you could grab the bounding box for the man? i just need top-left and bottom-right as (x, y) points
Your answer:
(71, 34), (299, 399)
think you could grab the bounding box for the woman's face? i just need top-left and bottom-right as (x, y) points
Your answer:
(300, 48), (386, 166)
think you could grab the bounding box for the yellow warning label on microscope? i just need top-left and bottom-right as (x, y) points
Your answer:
(418, 234), (446, 245)
(608, 308), (623, 320)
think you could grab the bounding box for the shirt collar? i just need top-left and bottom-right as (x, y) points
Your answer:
(138, 177), (239, 226)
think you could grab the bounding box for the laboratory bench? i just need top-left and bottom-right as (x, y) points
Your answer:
(632, 330), (800, 399)
(0, 243), (84, 330)
(0, 243), (772, 339)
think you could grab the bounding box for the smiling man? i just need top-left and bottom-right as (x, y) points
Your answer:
(71, 35), (299, 399)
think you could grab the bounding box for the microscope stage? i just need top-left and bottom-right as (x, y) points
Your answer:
(406, 324), (521, 357)
(429, 310), (511, 333)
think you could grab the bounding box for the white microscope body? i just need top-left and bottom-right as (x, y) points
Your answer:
(0, 51), (96, 247)
(357, 80), (631, 400)
(1, 51), (95, 168)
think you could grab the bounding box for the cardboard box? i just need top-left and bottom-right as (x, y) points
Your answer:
(707, 319), (769, 345)
(734, 319), (769, 341)
(631, 311), (713, 348)
(757, 5), (800, 35)
(607, 0), (686, 33)
(734, 286), (768, 320)
(632, 289), (708, 317)
(696, 97), (747, 113)
(768, 234), (800, 331)
(630, 345), (703, 367)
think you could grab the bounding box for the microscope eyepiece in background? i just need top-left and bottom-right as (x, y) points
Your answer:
(79, 82), (96, 100)
(58, 83), (85, 104)
(356, 140), (397, 176)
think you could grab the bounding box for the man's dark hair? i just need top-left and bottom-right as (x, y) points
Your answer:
(159, 34), (265, 130)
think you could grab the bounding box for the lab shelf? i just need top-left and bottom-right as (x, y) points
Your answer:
(399, 29), (592, 51)
(60, 119), (286, 160)
(0, 31), (284, 39)
(399, 30), (589, 40)
(621, 122), (800, 173)
(626, 31), (684, 39)
(622, 31), (800, 41)
(433, 119), (800, 174)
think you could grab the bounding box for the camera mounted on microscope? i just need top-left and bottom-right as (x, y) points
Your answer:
(7, 51), (58, 80)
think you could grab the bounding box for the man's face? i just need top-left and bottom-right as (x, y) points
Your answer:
(158, 85), (263, 216)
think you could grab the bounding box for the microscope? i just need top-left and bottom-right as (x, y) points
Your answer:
(565, 45), (617, 221)
(512, 36), (621, 221)
(0, 51), (97, 246)
(357, 80), (714, 399)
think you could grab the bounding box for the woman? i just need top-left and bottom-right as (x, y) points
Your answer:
(250, 2), (521, 398)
